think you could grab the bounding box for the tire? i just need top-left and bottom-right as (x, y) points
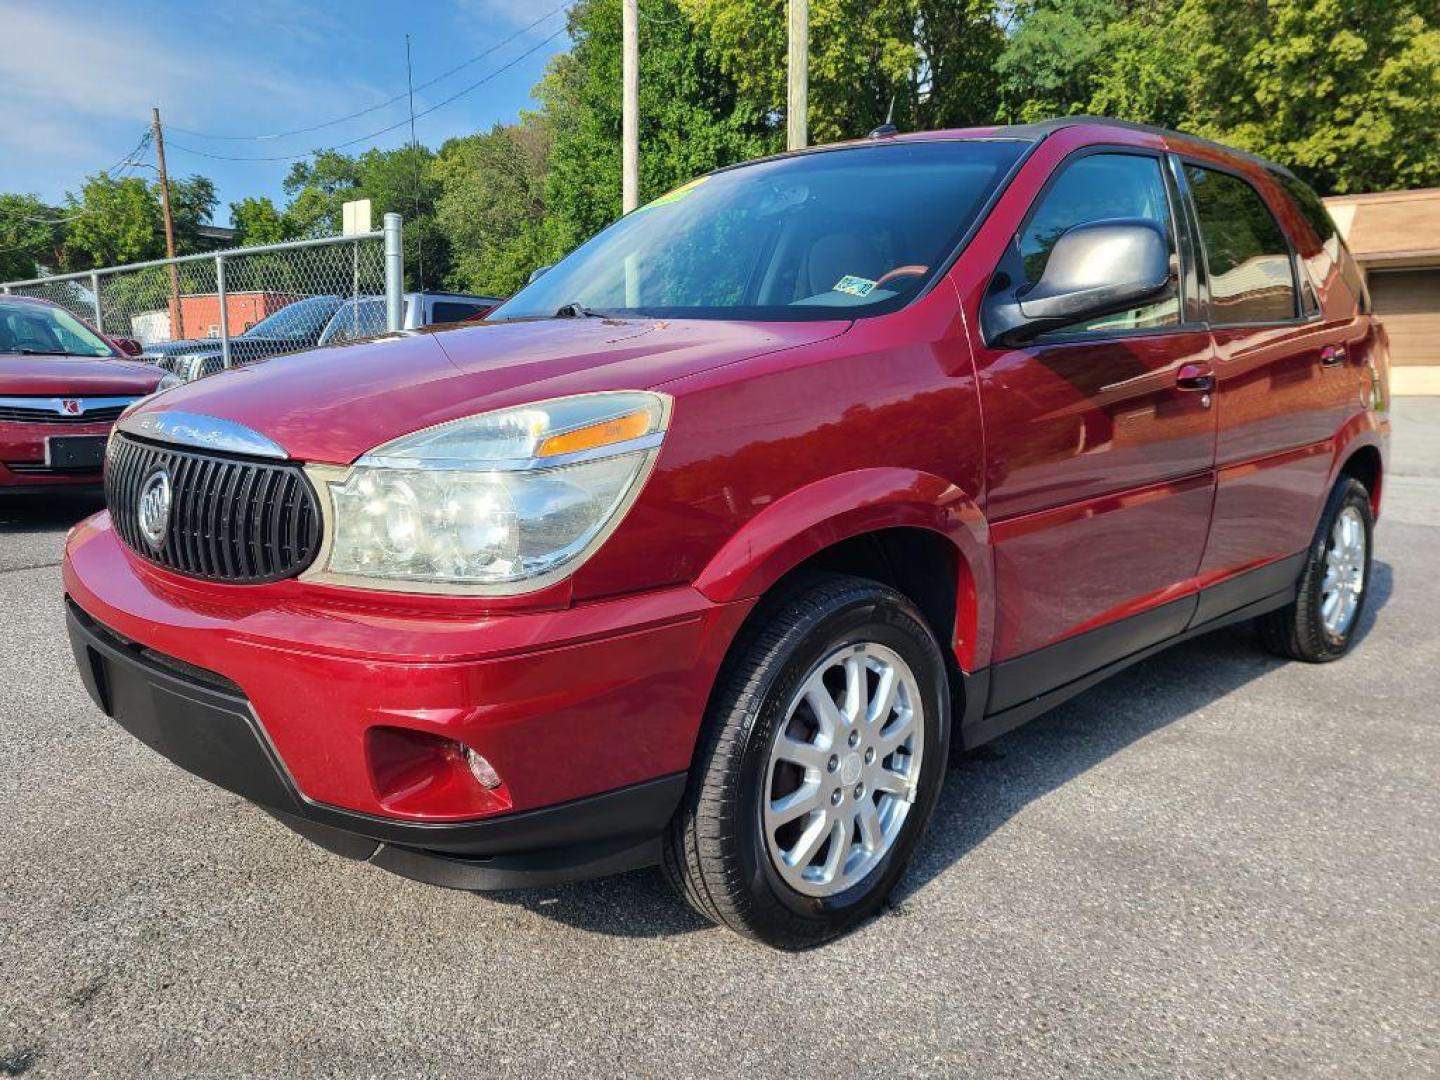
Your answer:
(1256, 477), (1374, 663)
(662, 572), (951, 949)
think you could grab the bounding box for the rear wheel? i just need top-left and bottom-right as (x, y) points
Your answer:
(1256, 477), (1374, 662)
(662, 573), (950, 948)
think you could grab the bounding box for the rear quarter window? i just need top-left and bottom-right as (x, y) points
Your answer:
(1278, 175), (1371, 315)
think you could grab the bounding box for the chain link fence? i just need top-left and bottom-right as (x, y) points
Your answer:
(1, 214), (403, 382)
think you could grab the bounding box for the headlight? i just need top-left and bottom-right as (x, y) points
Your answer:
(305, 391), (670, 594)
(153, 373), (184, 394)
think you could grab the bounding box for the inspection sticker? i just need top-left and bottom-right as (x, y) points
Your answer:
(832, 275), (878, 297)
(638, 175), (709, 212)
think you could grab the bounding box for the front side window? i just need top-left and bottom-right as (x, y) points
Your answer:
(0, 300), (113, 357)
(490, 140), (1027, 322)
(1020, 152), (1181, 334)
(1186, 166), (1297, 324)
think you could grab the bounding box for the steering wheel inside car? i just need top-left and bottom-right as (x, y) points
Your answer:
(873, 264), (930, 289)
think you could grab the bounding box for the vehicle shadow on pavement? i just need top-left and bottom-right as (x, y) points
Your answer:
(0, 491), (104, 531)
(493, 561), (1393, 940)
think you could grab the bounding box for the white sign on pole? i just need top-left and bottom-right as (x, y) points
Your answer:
(342, 198), (373, 236)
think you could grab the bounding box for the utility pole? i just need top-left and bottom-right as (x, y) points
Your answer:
(787, 0), (808, 150)
(621, 0), (639, 214)
(151, 107), (184, 340)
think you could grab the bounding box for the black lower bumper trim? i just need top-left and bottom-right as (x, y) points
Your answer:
(66, 598), (687, 890)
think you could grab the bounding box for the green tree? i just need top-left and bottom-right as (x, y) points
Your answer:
(995, 0), (1133, 124)
(282, 145), (448, 288)
(167, 175), (219, 253)
(998, 0), (1440, 193)
(688, 0), (1004, 142)
(60, 173), (165, 270)
(0, 194), (64, 281)
(434, 117), (554, 296)
(1166, 0), (1440, 193)
(541, 0), (774, 253)
(229, 195), (290, 245)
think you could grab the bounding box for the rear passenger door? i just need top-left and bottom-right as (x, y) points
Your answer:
(1182, 162), (1360, 603)
(978, 149), (1219, 712)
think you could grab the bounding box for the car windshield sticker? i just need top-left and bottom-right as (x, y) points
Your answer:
(833, 275), (877, 298)
(637, 176), (709, 213)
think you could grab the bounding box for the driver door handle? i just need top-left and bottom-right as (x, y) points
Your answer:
(1176, 362), (1215, 392)
(1321, 344), (1348, 366)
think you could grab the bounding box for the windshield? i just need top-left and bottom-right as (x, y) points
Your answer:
(491, 140), (1026, 322)
(243, 295), (343, 340)
(0, 299), (113, 357)
(318, 298), (389, 346)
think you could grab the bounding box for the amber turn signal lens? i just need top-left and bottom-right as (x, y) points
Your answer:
(537, 409), (653, 458)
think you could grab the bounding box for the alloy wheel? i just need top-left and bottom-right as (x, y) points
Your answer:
(761, 642), (924, 898)
(1321, 505), (1367, 639)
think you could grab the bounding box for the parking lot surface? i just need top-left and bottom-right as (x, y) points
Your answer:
(2, 401), (1436, 1078)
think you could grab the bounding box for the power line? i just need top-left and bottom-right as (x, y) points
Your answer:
(167, 26), (568, 164)
(167, 7), (570, 143)
(4, 130), (154, 228)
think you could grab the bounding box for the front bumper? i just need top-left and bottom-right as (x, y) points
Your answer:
(0, 419), (112, 489)
(64, 513), (752, 888)
(68, 599), (684, 887)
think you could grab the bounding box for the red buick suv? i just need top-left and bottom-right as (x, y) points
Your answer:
(63, 118), (1389, 948)
(2, 296), (175, 492)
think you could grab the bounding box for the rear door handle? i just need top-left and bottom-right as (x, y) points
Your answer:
(1176, 363), (1215, 391)
(1321, 344), (1348, 366)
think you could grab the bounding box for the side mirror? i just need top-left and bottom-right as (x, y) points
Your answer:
(113, 336), (144, 357)
(986, 218), (1174, 346)
(527, 265), (553, 285)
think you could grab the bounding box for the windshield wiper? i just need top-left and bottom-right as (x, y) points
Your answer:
(554, 302), (608, 319)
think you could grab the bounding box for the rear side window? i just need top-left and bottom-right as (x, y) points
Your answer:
(1185, 166), (1297, 324)
(430, 301), (484, 323)
(1020, 152), (1181, 334)
(1278, 174), (1370, 314)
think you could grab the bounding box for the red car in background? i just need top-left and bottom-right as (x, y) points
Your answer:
(0, 296), (175, 493)
(63, 118), (1388, 948)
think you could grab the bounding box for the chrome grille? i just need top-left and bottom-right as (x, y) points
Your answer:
(105, 433), (321, 584)
(0, 404), (129, 425)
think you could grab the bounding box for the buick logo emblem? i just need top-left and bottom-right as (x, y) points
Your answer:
(137, 469), (172, 551)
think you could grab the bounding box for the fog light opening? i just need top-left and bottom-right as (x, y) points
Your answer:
(464, 747), (503, 790)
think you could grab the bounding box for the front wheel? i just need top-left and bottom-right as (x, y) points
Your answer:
(662, 573), (950, 949)
(1256, 477), (1374, 662)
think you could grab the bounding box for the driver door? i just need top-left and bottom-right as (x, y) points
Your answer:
(973, 149), (1219, 711)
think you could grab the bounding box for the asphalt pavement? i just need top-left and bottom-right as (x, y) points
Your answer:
(1, 401), (1436, 1078)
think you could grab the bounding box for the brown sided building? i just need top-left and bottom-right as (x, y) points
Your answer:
(1325, 188), (1440, 394)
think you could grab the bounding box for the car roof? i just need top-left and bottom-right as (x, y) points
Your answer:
(718, 115), (1299, 187)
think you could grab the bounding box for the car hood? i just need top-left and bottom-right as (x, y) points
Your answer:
(131, 317), (851, 464)
(0, 354), (167, 396)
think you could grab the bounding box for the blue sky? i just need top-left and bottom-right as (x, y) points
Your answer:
(0, 0), (571, 224)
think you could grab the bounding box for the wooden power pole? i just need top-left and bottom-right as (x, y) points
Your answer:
(787, 0), (808, 150)
(621, 0), (639, 214)
(151, 107), (184, 340)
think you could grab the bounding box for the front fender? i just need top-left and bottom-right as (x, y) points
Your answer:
(692, 467), (994, 670)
